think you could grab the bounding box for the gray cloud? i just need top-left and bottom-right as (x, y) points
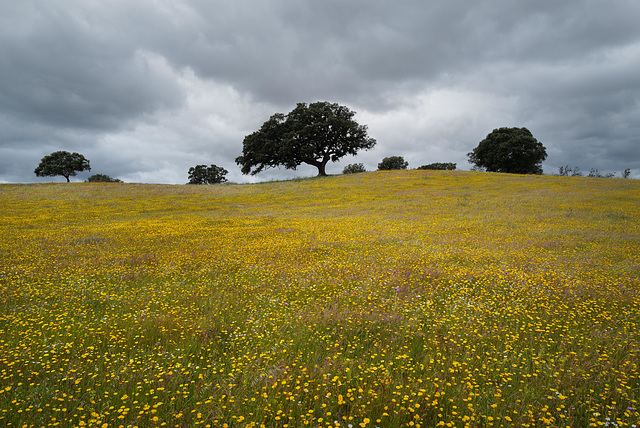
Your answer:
(1, 0), (640, 183)
(0, 3), (185, 130)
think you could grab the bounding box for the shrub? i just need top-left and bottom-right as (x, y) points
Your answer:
(416, 162), (456, 171)
(86, 174), (122, 182)
(343, 163), (367, 174)
(378, 156), (408, 171)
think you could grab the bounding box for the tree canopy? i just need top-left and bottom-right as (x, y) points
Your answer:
(236, 102), (376, 177)
(378, 156), (408, 171)
(467, 127), (547, 174)
(187, 164), (228, 184)
(34, 151), (91, 182)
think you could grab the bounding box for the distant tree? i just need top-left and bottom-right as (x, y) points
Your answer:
(587, 169), (616, 178)
(588, 169), (603, 178)
(558, 165), (582, 177)
(467, 127), (547, 174)
(378, 156), (408, 171)
(86, 174), (122, 183)
(343, 163), (366, 174)
(236, 102), (376, 177)
(622, 168), (631, 179)
(187, 164), (228, 184)
(34, 151), (91, 182)
(416, 162), (456, 171)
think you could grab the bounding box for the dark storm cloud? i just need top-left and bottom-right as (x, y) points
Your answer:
(155, 0), (640, 108)
(0, 1), (185, 130)
(1, 0), (639, 183)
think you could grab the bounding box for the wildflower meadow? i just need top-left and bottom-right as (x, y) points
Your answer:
(1, 170), (639, 427)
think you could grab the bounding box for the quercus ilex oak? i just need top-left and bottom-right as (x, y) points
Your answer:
(34, 150), (91, 182)
(468, 127), (547, 174)
(236, 101), (376, 177)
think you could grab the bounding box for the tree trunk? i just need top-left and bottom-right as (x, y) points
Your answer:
(316, 161), (328, 176)
(304, 157), (329, 176)
(64, 175), (70, 182)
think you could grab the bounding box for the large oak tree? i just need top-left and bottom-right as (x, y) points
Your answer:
(236, 102), (376, 177)
(468, 127), (547, 174)
(34, 151), (91, 182)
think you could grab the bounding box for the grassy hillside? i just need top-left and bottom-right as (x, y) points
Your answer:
(1, 170), (639, 427)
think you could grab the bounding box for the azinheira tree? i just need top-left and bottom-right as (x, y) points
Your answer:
(236, 102), (376, 177)
(467, 127), (547, 174)
(34, 151), (91, 182)
(187, 164), (228, 184)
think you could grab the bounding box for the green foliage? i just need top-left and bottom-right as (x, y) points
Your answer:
(236, 101), (376, 177)
(416, 162), (456, 171)
(187, 164), (228, 184)
(86, 174), (122, 183)
(342, 163), (367, 174)
(34, 151), (91, 182)
(378, 156), (408, 170)
(468, 127), (547, 174)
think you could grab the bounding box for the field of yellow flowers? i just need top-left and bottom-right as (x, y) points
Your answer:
(1, 170), (639, 428)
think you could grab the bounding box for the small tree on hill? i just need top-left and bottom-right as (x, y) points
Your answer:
(188, 164), (228, 184)
(468, 127), (547, 174)
(236, 102), (376, 177)
(417, 162), (456, 171)
(87, 174), (122, 183)
(343, 163), (366, 174)
(587, 169), (615, 178)
(558, 166), (584, 177)
(378, 156), (408, 170)
(34, 151), (91, 182)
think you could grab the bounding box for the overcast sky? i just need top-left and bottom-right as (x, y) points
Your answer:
(1, 0), (639, 183)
